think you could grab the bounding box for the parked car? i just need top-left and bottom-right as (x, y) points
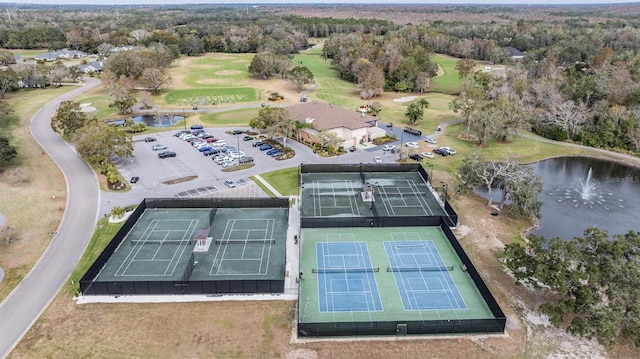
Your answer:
(424, 137), (437, 144)
(259, 144), (273, 151)
(181, 134), (196, 141)
(272, 151), (285, 158)
(202, 148), (217, 156)
(243, 135), (254, 141)
(382, 144), (396, 151)
(144, 137), (156, 142)
(213, 155), (229, 164)
(374, 156), (383, 163)
(221, 160), (237, 168)
(386, 122), (393, 128)
(130, 176), (140, 183)
(433, 148), (449, 156)
(266, 148), (280, 155)
(349, 146), (357, 152)
(409, 154), (424, 161)
(232, 129), (244, 135)
(421, 152), (434, 159)
(403, 127), (422, 136)
(152, 144), (167, 151)
(174, 130), (190, 137)
(239, 156), (254, 164)
(192, 129), (204, 136)
(198, 146), (213, 152)
(440, 146), (456, 155)
(224, 180), (236, 188)
(252, 141), (264, 147)
(190, 124), (204, 130)
(158, 151), (176, 158)
(211, 141), (227, 147)
(405, 142), (419, 149)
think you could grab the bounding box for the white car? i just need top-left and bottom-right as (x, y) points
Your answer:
(194, 142), (210, 149)
(382, 144), (396, 151)
(152, 144), (167, 151)
(228, 151), (245, 159)
(405, 142), (419, 149)
(221, 160), (238, 168)
(425, 137), (437, 144)
(211, 141), (227, 147)
(374, 156), (383, 163)
(440, 147), (456, 155)
(421, 152), (434, 159)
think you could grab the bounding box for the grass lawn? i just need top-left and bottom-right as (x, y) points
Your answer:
(200, 108), (260, 127)
(431, 54), (464, 95)
(64, 219), (124, 295)
(255, 167), (300, 196)
(165, 87), (256, 107)
(293, 51), (361, 108)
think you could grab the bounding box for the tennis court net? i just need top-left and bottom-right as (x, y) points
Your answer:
(387, 266), (454, 272)
(215, 238), (276, 245)
(312, 267), (380, 273)
(131, 239), (192, 245)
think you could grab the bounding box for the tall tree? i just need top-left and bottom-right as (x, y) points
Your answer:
(356, 60), (385, 99)
(284, 66), (314, 93)
(106, 76), (137, 115)
(0, 68), (19, 99)
(504, 228), (640, 346)
(51, 101), (89, 138)
(139, 67), (171, 95)
(404, 98), (429, 125)
(75, 120), (133, 165)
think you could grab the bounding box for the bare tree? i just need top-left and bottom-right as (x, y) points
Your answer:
(547, 100), (591, 140)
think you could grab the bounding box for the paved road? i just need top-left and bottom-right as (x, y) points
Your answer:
(0, 78), (102, 359)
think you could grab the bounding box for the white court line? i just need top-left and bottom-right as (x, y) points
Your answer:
(429, 242), (468, 310)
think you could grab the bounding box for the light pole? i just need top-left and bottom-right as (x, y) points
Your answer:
(399, 130), (404, 161)
(182, 109), (186, 131)
(426, 163), (434, 184)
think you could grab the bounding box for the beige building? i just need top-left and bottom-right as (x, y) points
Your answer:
(286, 101), (386, 148)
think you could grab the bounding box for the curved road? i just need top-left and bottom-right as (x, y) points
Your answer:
(0, 78), (102, 359)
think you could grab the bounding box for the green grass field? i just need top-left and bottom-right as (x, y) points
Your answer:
(200, 108), (260, 126)
(293, 51), (362, 108)
(430, 54), (464, 95)
(165, 88), (256, 106)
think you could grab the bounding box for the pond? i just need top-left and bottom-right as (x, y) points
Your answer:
(107, 114), (184, 128)
(531, 157), (640, 240)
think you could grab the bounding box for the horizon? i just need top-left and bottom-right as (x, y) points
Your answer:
(1, 1), (640, 6)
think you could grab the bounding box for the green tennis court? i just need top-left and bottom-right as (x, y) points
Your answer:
(95, 207), (288, 282)
(300, 172), (445, 218)
(298, 227), (493, 324)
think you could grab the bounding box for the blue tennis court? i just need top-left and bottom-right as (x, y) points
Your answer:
(385, 240), (467, 311)
(316, 242), (383, 312)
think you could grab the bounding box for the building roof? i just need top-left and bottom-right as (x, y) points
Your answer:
(285, 101), (376, 131)
(506, 46), (526, 59)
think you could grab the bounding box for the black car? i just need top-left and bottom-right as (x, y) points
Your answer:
(403, 127), (422, 136)
(433, 148), (449, 156)
(130, 176), (140, 183)
(239, 156), (254, 164)
(158, 151), (177, 158)
(409, 154), (423, 161)
(243, 135), (254, 141)
(174, 130), (190, 137)
(144, 137), (157, 142)
(252, 141), (264, 147)
(232, 129), (244, 135)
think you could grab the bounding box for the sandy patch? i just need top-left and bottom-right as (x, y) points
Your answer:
(79, 103), (96, 113)
(285, 349), (319, 359)
(194, 79), (227, 85)
(215, 70), (242, 76)
(393, 96), (417, 103)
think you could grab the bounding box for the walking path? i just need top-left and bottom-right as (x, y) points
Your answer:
(0, 78), (102, 359)
(253, 174), (283, 197)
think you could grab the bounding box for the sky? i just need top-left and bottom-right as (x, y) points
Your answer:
(1, 1), (639, 5)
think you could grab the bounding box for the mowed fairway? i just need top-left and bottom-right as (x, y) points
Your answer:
(431, 54), (464, 95)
